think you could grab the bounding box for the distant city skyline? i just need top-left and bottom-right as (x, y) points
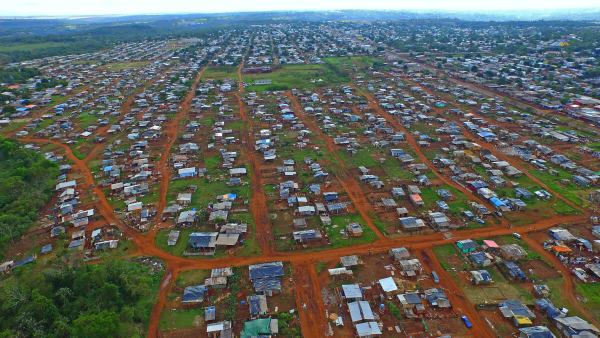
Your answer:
(4, 0), (600, 17)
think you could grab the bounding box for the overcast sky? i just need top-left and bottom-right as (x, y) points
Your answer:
(4, 0), (600, 17)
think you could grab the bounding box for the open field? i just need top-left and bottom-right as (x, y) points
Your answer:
(244, 63), (349, 91)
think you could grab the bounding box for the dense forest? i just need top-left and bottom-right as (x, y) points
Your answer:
(0, 67), (40, 84)
(0, 260), (162, 337)
(0, 138), (58, 255)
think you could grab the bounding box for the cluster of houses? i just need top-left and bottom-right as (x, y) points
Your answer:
(453, 234), (600, 337)
(545, 226), (600, 283)
(328, 248), (456, 337)
(0, 150), (122, 274)
(177, 262), (285, 337)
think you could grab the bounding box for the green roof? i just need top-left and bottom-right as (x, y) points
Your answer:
(240, 318), (271, 337)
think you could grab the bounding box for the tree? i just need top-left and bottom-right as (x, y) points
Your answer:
(72, 311), (120, 338)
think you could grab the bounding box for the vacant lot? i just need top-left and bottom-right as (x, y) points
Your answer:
(102, 60), (150, 71)
(244, 63), (348, 91)
(202, 65), (238, 81)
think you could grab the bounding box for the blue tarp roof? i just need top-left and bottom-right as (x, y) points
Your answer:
(182, 285), (207, 302)
(188, 233), (214, 249)
(489, 197), (506, 207)
(249, 262), (284, 292)
(249, 262), (284, 280)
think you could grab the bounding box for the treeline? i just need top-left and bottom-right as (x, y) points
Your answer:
(0, 21), (221, 65)
(0, 67), (40, 84)
(0, 138), (58, 255)
(0, 260), (162, 337)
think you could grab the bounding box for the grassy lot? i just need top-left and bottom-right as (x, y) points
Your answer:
(156, 228), (193, 256)
(432, 243), (534, 305)
(0, 41), (67, 53)
(76, 111), (99, 129)
(202, 66), (238, 81)
(576, 283), (600, 319)
(381, 158), (415, 180)
(588, 142), (600, 151)
(167, 177), (250, 209)
(323, 56), (387, 76)
(176, 269), (210, 287)
(50, 94), (69, 105)
(326, 213), (377, 248)
(244, 63), (348, 91)
(339, 148), (380, 168)
(528, 165), (587, 207)
(102, 61), (150, 71)
(159, 308), (204, 331)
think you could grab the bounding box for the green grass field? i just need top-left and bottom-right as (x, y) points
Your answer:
(326, 213), (377, 248)
(244, 63), (349, 91)
(102, 61), (149, 71)
(0, 42), (68, 53)
(202, 66), (238, 81)
(159, 308), (204, 331)
(576, 283), (600, 320)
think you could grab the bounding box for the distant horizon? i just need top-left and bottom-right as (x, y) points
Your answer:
(3, 0), (600, 18)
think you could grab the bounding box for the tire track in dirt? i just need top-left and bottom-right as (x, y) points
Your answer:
(292, 262), (328, 338)
(148, 269), (178, 338)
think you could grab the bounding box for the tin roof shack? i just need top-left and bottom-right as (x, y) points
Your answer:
(553, 316), (600, 338)
(519, 326), (556, 338)
(182, 284), (208, 305)
(500, 261), (527, 281)
(240, 318), (278, 338)
(342, 284), (363, 301)
(456, 239), (478, 254)
(470, 270), (493, 285)
(499, 299), (536, 327)
(500, 244), (528, 261)
(247, 294), (268, 319)
(248, 261), (284, 294)
(398, 258), (423, 277)
(187, 232), (218, 256)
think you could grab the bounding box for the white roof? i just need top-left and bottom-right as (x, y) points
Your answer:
(379, 277), (398, 292)
(207, 322), (224, 333)
(356, 322), (382, 337)
(127, 201), (143, 211)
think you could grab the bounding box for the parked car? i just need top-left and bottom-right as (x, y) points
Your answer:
(431, 271), (440, 284)
(461, 315), (473, 329)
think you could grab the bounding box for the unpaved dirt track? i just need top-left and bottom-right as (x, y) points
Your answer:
(287, 91), (386, 239)
(293, 262), (328, 337)
(396, 75), (582, 212)
(397, 54), (600, 134)
(522, 235), (600, 328)
(153, 66), (207, 224)
(359, 89), (508, 223)
(417, 248), (496, 338)
(236, 62), (275, 256)
(22, 134), (591, 338)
